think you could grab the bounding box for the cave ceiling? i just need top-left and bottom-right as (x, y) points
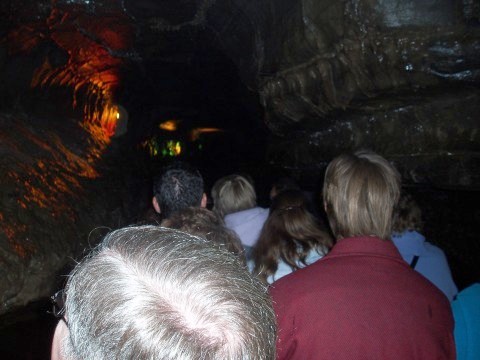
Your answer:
(0, 0), (479, 188)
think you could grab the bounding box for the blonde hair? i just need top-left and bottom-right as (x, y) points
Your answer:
(323, 151), (401, 240)
(211, 174), (257, 217)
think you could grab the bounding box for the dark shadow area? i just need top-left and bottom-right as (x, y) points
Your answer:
(0, 299), (57, 360)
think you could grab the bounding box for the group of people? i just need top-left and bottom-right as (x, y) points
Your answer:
(50, 151), (478, 359)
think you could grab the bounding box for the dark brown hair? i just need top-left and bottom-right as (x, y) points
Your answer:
(161, 207), (245, 262)
(393, 193), (423, 233)
(252, 190), (332, 283)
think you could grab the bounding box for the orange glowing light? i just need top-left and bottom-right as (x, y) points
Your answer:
(159, 120), (180, 132)
(100, 104), (120, 137)
(175, 141), (182, 155)
(165, 140), (182, 156)
(29, 7), (134, 139)
(190, 128), (223, 141)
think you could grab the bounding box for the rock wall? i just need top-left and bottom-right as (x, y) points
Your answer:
(209, 0), (480, 188)
(0, 111), (149, 316)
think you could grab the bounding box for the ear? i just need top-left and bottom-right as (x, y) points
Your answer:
(51, 320), (69, 360)
(269, 187), (277, 200)
(323, 201), (328, 213)
(200, 193), (207, 208)
(152, 196), (161, 214)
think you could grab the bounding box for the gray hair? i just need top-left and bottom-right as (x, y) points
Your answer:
(62, 225), (276, 359)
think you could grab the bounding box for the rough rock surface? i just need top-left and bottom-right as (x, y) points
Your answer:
(0, 111), (149, 316)
(1, 0), (479, 187)
(210, 0), (480, 187)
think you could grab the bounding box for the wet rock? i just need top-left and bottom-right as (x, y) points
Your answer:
(0, 111), (149, 315)
(267, 86), (480, 188)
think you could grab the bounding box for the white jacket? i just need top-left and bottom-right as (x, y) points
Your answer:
(224, 207), (269, 247)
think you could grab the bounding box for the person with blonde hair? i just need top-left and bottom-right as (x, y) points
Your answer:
(211, 174), (268, 258)
(50, 226), (277, 360)
(252, 189), (332, 284)
(392, 193), (458, 301)
(270, 150), (455, 360)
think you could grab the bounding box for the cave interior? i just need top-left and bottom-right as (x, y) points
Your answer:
(0, 0), (479, 357)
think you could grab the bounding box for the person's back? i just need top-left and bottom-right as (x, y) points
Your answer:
(392, 193), (458, 301)
(271, 236), (454, 359)
(211, 174), (268, 257)
(270, 151), (455, 360)
(251, 189), (332, 284)
(452, 283), (480, 360)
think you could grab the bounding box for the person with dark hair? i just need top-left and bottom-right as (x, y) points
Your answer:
(252, 189), (332, 284)
(50, 226), (277, 360)
(270, 151), (455, 359)
(269, 177), (300, 200)
(152, 162), (207, 219)
(392, 193), (458, 301)
(161, 206), (245, 262)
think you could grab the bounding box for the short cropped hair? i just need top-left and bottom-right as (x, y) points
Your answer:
(393, 193), (423, 233)
(323, 151), (401, 240)
(62, 226), (276, 360)
(153, 162), (204, 218)
(161, 207), (245, 261)
(211, 174), (256, 218)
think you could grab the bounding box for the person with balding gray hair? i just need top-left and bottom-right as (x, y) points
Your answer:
(50, 225), (276, 360)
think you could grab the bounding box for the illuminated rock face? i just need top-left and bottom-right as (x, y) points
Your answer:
(1, 0), (478, 187)
(0, 112), (149, 315)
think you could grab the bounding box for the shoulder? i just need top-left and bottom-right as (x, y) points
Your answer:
(422, 241), (447, 258)
(269, 258), (327, 299)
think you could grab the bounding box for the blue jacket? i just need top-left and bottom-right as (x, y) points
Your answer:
(452, 284), (480, 360)
(392, 230), (458, 301)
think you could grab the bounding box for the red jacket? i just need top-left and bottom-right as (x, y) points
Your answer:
(270, 236), (455, 360)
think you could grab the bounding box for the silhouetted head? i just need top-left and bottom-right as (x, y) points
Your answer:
(393, 193), (423, 233)
(161, 207), (245, 262)
(152, 162), (206, 218)
(269, 177), (300, 200)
